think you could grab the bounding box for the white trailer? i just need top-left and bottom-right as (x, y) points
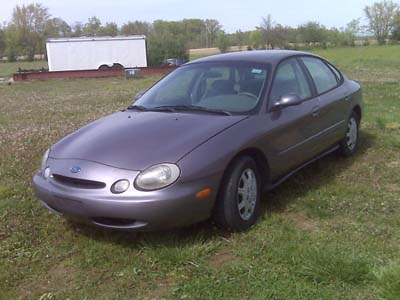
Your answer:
(46, 35), (147, 72)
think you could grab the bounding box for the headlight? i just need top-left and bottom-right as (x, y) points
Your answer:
(135, 163), (180, 191)
(41, 148), (50, 173)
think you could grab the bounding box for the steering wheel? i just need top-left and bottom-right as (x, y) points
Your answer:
(238, 92), (258, 100)
(192, 79), (207, 103)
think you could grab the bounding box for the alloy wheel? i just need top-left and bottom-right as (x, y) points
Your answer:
(237, 168), (258, 221)
(346, 117), (358, 151)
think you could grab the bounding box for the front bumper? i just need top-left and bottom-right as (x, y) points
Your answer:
(33, 159), (218, 231)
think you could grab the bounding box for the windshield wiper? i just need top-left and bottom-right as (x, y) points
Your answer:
(127, 105), (149, 111)
(127, 105), (175, 112)
(154, 105), (231, 116)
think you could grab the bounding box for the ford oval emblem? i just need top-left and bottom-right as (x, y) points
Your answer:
(70, 166), (81, 174)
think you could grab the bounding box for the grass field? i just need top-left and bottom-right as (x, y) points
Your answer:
(1, 45), (400, 300)
(0, 61), (48, 78)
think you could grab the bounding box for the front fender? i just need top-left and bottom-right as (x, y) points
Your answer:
(177, 116), (268, 184)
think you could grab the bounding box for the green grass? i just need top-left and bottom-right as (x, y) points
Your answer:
(1, 45), (400, 299)
(0, 60), (48, 78)
(375, 261), (400, 300)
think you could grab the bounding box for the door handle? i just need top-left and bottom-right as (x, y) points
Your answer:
(311, 106), (320, 117)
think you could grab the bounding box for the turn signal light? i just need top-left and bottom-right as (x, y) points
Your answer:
(196, 188), (211, 199)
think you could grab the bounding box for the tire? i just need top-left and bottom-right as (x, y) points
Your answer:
(112, 63), (124, 69)
(213, 156), (262, 231)
(339, 111), (360, 157)
(99, 65), (110, 71)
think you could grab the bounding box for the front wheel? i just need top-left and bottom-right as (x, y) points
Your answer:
(339, 112), (360, 157)
(213, 156), (262, 231)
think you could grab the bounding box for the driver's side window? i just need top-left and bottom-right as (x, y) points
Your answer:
(154, 69), (197, 105)
(270, 58), (312, 103)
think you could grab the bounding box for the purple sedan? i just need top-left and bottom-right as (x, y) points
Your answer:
(33, 50), (363, 231)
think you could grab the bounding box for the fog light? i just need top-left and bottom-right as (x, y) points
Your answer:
(43, 167), (51, 179)
(111, 179), (130, 194)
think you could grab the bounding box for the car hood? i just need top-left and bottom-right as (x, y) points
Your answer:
(50, 111), (247, 170)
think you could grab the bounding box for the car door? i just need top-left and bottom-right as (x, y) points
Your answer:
(300, 56), (348, 152)
(260, 57), (323, 179)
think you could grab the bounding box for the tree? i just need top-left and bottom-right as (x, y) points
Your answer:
(45, 18), (71, 38)
(71, 22), (83, 37)
(258, 15), (273, 48)
(147, 20), (188, 66)
(364, 0), (399, 44)
(249, 30), (263, 49)
(0, 26), (5, 58)
(121, 21), (151, 36)
(342, 19), (361, 46)
(216, 31), (229, 53)
(83, 16), (102, 36)
(11, 3), (50, 60)
(234, 30), (246, 49)
(258, 15), (291, 49)
(181, 19), (207, 49)
(324, 27), (346, 47)
(298, 22), (327, 46)
(346, 19), (361, 36)
(392, 11), (400, 41)
(5, 24), (19, 61)
(99, 22), (119, 36)
(270, 24), (291, 49)
(204, 19), (221, 47)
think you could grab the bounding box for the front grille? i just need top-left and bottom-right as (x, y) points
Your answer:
(53, 174), (106, 189)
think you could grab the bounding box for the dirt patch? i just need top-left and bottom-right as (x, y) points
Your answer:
(0, 231), (7, 240)
(285, 212), (319, 232)
(385, 184), (400, 192)
(143, 276), (175, 300)
(208, 249), (237, 270)
(17, 262), (77, 298)
(387, 160), (400, 168)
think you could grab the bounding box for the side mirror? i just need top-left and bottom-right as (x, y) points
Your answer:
(272, 93), (303, 111)
(134, 92), (144, 101)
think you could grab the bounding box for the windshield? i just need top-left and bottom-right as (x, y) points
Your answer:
(134, 62), (270, 114)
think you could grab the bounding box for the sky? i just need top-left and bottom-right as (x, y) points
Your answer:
(0, 0), (377, 32)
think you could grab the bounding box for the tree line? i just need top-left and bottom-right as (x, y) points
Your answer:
(0, 5), (223, 65)
(0, 1), (399, 66)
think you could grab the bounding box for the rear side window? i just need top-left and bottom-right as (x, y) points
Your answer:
(326, 62), (342, 82)
(301, 57), (339, 94)
(270, 58), (312, 103)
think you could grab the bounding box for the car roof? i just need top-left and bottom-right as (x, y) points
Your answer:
(186, 50), (317, 67)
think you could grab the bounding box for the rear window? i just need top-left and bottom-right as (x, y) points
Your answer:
(301, 57), (339, 95)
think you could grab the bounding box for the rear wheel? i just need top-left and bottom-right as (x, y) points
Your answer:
(213, 156), (261, 231)
(99, 64), (111, 71)
(112, 63), (124, 69)
(339, 111), (360, 156)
